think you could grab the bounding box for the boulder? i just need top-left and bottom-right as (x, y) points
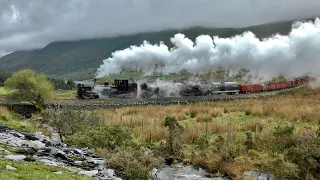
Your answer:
(5, 165), (17, 170)
(5, 154), (26, 161)
(78, 170), (99, 177)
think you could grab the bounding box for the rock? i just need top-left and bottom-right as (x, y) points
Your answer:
(38, 157), (64, 167)
(0, 147), (11, 155)
(5, 154), (26, 161)
(53, 171), (63, 175)
(19, 131), (38, 141)
(0, 124), (7, 132)
(5, 165), (17, 170)
(243, 171), (274, 180)
(74, 161), (83, 166)
(151, 168), (158, 179)
(78, 170), (99, 177)
(100, 169), (115, 177)
(9, 131), (25, 139)
(88, 157), (105, 165)
(27, 141), (46, 150)
(34, 132), (45, 140)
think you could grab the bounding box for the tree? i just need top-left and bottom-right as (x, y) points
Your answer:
(4, 69), (54, 109)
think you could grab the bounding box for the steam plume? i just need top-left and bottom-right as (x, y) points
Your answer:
(96, 18), (320, 82)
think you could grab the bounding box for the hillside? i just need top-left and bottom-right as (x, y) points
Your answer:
(0, 19), (311, 80)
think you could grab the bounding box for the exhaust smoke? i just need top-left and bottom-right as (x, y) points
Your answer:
(96, 18), (320, 83)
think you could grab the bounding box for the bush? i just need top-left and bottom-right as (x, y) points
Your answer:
(43, 109), (103, 137)
(107, 147), (164, 180)
(286, 128), (320, 179)
(164, 117), (184, 158)
(273, 125), (295, 137)
(196, 133), (209, 149)
(273, 124), (296, 148)
(65, 126), (133, 150)
(4, 69), (54, 109)
(244, 132), (255, 150)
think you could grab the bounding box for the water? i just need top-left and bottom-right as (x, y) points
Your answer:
(156, 166), (228, 180)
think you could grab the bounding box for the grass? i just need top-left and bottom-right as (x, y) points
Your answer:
(0, 107), (36, 132)
(90, 86), (320, 179)
(0, 158), (93, 180)
(96, 87), (320, 141)
(53, 90), (76, 100)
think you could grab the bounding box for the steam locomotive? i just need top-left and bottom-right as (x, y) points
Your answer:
(76, 76), (314, 99)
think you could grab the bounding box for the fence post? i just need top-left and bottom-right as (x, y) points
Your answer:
(120, 116), (123, 127)
(255, 123), (259, 138)
(228, 123), (232, 143)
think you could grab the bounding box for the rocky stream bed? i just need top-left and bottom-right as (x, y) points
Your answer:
(0, 123), (275, 180)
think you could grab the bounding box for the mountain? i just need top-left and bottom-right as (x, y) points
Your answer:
(0, 19), (313, 80)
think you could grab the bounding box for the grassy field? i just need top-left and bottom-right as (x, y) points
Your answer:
(1, 86), (319, 179)
(90, 86), (320, 179)
(53, 90), (76, 100)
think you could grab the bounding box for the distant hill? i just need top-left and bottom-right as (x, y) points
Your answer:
(0, 18), (314, 80)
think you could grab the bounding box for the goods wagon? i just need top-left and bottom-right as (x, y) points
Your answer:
(239, 84), (263, 94)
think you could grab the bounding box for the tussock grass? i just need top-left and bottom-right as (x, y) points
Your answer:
(96, 87), (320, 143)
(89, 87), (320, 178)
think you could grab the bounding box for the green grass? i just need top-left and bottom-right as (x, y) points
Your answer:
(53, 90), (77, 100)
(0, 116), (36, 132)
(0, 158), (93, 180)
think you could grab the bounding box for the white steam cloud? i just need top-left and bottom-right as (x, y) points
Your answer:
(96, 18), (320, 82)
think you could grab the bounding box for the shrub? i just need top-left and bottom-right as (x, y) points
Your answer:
(244, 132), (255, 150)
(108, 147), (164, 180)
(286, 128), (320, 179)
(273, 124), (296, 148)
(273, 124), (295, 137)
(164, 117), (184, 158)
(65, 125), (133, 150)
(196, 133), (209, 149)
(43, 109), (103, 137)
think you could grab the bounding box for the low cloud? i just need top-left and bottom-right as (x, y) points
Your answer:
(1, 0), (320, 56)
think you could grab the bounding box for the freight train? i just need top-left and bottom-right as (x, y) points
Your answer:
(76, 76), (315, 99)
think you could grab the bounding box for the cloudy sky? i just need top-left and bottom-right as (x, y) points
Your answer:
(1, 0), (320, 57)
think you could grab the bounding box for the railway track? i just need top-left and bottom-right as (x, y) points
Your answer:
(0, 86), (302, 112)
(50, 92), (274, 110)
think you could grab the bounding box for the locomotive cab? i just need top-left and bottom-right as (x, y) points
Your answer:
(76, 84), (99, 99)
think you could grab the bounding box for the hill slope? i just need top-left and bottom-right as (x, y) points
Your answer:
(0, 19), (311, 80)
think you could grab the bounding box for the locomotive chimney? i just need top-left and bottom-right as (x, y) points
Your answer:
(93, 78), (97, 87)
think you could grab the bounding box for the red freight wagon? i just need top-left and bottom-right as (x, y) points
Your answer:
(263, 84), (270, 91)
(239, 84), (263, 94)
(277, 82), (285, 90)
(270, 83), (277, 91)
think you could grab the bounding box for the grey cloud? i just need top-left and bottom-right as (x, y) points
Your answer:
(1, 0), (320, 56)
